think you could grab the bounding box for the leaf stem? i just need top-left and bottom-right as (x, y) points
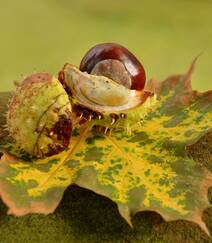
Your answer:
(34, 122), (94, 191)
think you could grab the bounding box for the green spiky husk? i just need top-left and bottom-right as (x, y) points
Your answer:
(93, 93), (158, 132)
(6, 73), (72, 157)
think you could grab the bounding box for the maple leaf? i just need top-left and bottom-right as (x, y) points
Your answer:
(0, 60), (211, 235)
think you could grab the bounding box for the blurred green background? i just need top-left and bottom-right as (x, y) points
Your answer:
(0, 0), (212, 92)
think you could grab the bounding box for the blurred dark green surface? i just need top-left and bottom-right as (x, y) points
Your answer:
(0, 0), (212, 92)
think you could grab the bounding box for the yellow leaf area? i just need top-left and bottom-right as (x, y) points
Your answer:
(70, 130), (188, 216)
(141, 112), (210, 143)
(137, 93), (211, 143)
(3, 153), (73, 198)
(68, 91), (212, 217)
(1, 124), (93, 198)
(7, 156), (73, 197)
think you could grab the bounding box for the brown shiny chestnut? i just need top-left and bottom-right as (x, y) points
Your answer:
(79, 43), (146, 90)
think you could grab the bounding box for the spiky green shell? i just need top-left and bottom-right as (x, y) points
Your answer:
(7, 73), (72, 157)
(93, 93), (158, 133)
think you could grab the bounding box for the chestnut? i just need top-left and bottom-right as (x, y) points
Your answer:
(79, 43), (146, 90)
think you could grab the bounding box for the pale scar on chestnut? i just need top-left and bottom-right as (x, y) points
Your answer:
(80, 42), (146, 90)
